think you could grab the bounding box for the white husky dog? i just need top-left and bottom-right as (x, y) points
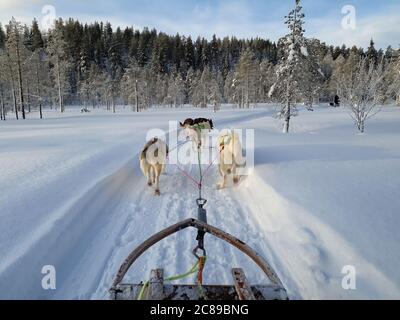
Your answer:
(217, 130), (245, 189)
(139, 137), (169, 196)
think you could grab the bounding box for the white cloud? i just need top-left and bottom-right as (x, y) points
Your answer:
(0, 0), (398, 49)
(0, 0), (44, 11)
(124, 0), (285, 40)
(308, 12), (400, 49)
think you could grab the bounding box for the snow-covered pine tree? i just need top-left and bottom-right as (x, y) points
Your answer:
(268, 0), (308, 133)
(320, 52), (335, 102)
(387, 48), (400, 105)
(0, 53), (8, 120)
(366, 39), (379, 67)
(30, 49), (50, 119)
(185, 67), (197, 106)
(199, 66), (212, 108)
(0, 23), (5, 49)
(301, 39), (325, 110)
(6, 18), (30, 119)
(82, 64), (106, 109)
(209, 70), (223, 112)
(0, 48), (18, 119)
(258, 59), (275, 103)
(120, 59), (142, 112)
(233, 48), (259, 108)
(47, 23), (72, 113)
(24, 19), (48, 119)
(165, 69), (185, 108)
(223, 69), (236, 105)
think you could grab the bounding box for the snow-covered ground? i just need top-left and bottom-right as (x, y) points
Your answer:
(1, 105), (400, 300)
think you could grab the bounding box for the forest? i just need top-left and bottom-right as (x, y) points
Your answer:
(0, 10), (399, 122)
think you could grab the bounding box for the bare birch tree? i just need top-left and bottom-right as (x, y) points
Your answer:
(338, 57), (388, 133)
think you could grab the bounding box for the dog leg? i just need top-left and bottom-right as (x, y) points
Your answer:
(147, 166), (153, 186)
(232, 163), (239, 184)
(154, 165), (161, 196)
(217, 173), (227, 190)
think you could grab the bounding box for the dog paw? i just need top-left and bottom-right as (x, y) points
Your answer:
(217, 184), (225, 190)
(155, 189), (161, 196)
(148, 182), (153, 186)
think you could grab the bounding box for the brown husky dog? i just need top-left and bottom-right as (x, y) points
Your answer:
(180, 118), (214, 148)
(139, 137), (169, 196)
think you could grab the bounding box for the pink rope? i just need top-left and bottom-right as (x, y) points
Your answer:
(202, 152), (220, 178)
(174, 164), (201, 188)
(166, 141), (221, 190)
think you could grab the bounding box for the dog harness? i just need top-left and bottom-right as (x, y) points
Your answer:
(192, 123), (209, 131)
(219, 134), (232, 152)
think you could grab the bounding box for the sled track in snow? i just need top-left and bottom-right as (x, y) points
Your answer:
(87, 154), (284, 299)
(0, 111), (289, 299)
(3, 109), (400, 300)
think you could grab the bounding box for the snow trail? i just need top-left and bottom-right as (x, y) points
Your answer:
(2, 106), (400, 300)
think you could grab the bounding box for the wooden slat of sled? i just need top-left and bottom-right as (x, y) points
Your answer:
(112, 283), (287, 300)
(232, 268), (256, 300)
(147, 269), (165, 300)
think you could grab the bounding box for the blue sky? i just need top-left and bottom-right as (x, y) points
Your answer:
(1, 0), (399, 49)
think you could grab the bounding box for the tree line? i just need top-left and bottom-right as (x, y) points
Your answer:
(0, 9), (399, 126)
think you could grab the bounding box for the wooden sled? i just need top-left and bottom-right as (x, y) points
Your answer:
(109, 218), (288, 300)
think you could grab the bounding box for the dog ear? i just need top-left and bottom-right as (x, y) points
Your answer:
(179, 122), (184, 127)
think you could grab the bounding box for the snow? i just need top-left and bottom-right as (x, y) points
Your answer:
(268, 83), (276, 98)
(301, 46), (308, 57)
(0, 105), (400, 300)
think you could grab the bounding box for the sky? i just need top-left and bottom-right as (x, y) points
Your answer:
(0, 0), (399, 49)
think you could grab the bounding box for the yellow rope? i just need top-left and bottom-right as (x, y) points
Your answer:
(137, 258), (207, 300)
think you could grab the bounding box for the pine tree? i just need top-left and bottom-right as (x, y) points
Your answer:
(165, 68), (185, 107)
(2, 16), (392, 113)
(121, 59), (143, 112)
(6, 18), (30, 119)
(185, 67), (197, 106)
(32, 48), (49, 119)
(183, 36), (195, 72)
(47, 22), (72, 113)
(224, 69), (236, 105)
(0, 47), (18, 119)
(0, 53), (9, 120)
(269, 0), (308, 133)
(209, 70), (223, 112)
(387, 49), (400, 105)
(301, 39), (325, 110)
(29, 19), (44, 50)
(367, 39), (378, 67)
(258, 59), (275, 102)
(233, 48), (259, 108)
(0, 23), (6, 49)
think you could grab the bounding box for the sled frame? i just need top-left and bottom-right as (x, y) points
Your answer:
(110, 218), (287, 300)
